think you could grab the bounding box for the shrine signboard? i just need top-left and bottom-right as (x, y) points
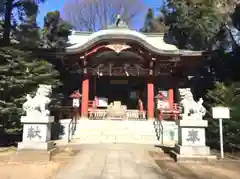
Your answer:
(212, 107), (230, 119)
(212, 106), (230, 159)
(97, 97), (108, 107)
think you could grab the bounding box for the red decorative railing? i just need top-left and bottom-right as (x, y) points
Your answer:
(157, 103), (180, 121)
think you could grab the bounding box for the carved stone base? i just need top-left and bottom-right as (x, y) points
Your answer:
(171, 149), (217, 162)
(18, 116), (54, 151)
(12, 147), (57, 162)
(175, 144), (210, 156)
(177, 119), (208, 147)
(18, 141), (55, 151)
(172, 119), (216, 162)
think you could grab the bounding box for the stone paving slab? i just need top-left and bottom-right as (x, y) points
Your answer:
(56, 146), (167, 179)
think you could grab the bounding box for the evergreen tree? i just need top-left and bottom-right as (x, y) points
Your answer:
(15, 1), (40, 48)
(163, 0), (230, 50)
(0, 4), (66, 134)
(140, 8), (167, 33)
(0, 47), (60, 133)
(41, 11), (72, 49)
(40, 11), (72, 109)
(184, 3), (240, 149)
(140, 8), (154, 33)
(1, 0), (46, 45)
(0, 1), (4, 16)
(159, 0), (240, 149)
(205, 82), (240, 148)
(232, 4), (240, 30)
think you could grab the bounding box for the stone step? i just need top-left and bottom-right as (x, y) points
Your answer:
(73, 121), (157, 133)
(74, 131), (157, 135)
(76, 134), (156, 138)
(68, 120), (160, 144)
(73, 135), (157, 140)
(72, 136), (158, 144)
(71, 139), (159, 143)
(70, 137), (175, 146)
(71, 140), (160, 145)
(73, 130), (157, 135)
(74, 130), (156, 134)
(74, 127), (157, 131)
(75, 120), (155, 127)
(73, 135), (158, 139)
(75, 126), (156, 131)
(75, 131), (157, 135)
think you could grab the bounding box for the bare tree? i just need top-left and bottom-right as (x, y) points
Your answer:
(62, 0), (146, 31)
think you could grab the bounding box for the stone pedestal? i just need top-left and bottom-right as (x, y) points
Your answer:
(15, 116), (56, 161)
(171, 119), (216, 161)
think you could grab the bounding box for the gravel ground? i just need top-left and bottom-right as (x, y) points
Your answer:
(0, 162), (61, 179)
(186, 163), (240, 179)
(0, 147), (73, 179)
(1, 159), (239, 179)
(155, 160), (240, 179)
(0, 145), (240, 179)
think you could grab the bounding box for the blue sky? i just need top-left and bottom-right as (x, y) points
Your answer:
(37, 0), (163, 28)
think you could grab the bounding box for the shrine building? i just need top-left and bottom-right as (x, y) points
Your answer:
(64, 20), (203, 122)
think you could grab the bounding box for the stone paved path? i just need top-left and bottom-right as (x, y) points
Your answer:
(56, 145), (168, 179)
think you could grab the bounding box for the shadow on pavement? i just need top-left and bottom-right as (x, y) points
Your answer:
(156, 160), (202, 179)
(153, 145), (235, 179)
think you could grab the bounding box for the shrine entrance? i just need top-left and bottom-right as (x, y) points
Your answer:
(64, 19), (203, 121)
(92, 76), (146, 109)
(57, 17), (206, 146)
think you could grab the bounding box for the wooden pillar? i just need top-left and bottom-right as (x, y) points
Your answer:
(168, 88), (174, 109)
(81, 76), (89, 118)
(147, 79), (154, 120)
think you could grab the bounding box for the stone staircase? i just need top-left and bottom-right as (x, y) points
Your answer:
(70, 120), (160, 144)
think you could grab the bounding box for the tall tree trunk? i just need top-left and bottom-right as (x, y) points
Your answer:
(2, 0), (13, 45)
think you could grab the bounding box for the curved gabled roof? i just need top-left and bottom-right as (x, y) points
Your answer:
(66, 28), (202, 56)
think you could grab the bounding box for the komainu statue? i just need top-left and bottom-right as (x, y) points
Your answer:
(178, 88), (206, 120)
(23, 84), (52, 117)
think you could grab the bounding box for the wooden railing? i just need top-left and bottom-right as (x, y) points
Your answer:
(126, 110), (146, 120)
(88, 109), (107, 120)
(157, 103), (180, 121)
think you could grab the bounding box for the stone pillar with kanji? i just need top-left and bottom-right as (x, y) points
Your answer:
(18, 116), (54, 151)
(171, 88), (216, 161)
(16, 84), (55, 161)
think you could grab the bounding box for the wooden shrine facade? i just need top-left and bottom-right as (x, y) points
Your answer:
(64, 22), (203, 120)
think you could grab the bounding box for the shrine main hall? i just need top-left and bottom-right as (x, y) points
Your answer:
(64, 19), (203, 121)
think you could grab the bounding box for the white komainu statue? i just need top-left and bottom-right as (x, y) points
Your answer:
(178, 88), (206, 120)
(23, 84), (52, 117)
